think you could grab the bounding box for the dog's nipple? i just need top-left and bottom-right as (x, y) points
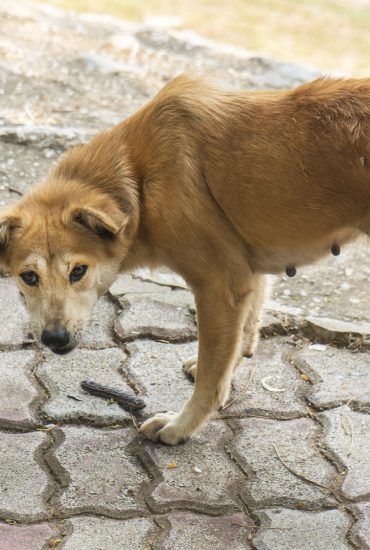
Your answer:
(285, 265), (297, 277)
(331, 243), (340, 256)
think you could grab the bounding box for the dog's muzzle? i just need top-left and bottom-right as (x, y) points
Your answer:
(41, 327), (74, 355)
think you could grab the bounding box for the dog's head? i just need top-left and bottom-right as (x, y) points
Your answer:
(0, 183), (133, 354)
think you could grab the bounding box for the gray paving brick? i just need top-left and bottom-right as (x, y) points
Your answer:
(37, 348), (133, 424)
(229, 417), (338, 507)
(162, 512), (253, 549)
(114, 293), (196, 342)
(295, 347), (370, 410)
(0, 432), (49, 520)
(63, 516), (156, 550)
(0, 350), (39, 427)
(320, 406), (370, 499)
(132, 268), (188, 289)
(0, 278), (30, 345)
(80, 295), (115, 348)
(305, 316), (370, 348)
(254, 508), (351, 550)
(124, 340), (197, 417)
(351, 503), (370, 549)
(0, 523), (56, 550)
(49, 426), (148, 515)
(224, 338), (308, 418)
(109, 273), (172, 296)
(143, 421), (243, 512)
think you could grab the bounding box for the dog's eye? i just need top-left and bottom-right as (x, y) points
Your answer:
(69, 264), (88, 283)
(20, 270), (39, 287)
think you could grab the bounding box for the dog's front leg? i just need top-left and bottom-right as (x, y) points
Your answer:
(139, 281), (250, 445)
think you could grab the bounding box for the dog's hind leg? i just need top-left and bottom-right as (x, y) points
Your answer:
(139, 273), (252, 444)
(242, 274), (268, 358)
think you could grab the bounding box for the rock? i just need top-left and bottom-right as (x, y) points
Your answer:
(0, 523), (57, 550)
(37, 348), (133, 424)
(114, 294), (196, 343)
(320, 406), (370, 499)
(143, 421), (244, 512)
(224, 338), (308, 418)
(254, 508), (352, 550)
(304, 316), (370, 348)
(228, 417), (338, 507)
(0, 351), (40, 428)
(47, 426), (148, 515)
(295, 346), (370, 410)
(161, 512), (253, 549)
(0, 432), (49, 520)
(63, 516), (156, 549)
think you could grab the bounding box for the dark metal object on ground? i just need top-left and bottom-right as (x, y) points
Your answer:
(81, 379), (146, 411)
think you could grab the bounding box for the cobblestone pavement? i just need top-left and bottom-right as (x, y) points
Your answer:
(0, 1), (369, 549)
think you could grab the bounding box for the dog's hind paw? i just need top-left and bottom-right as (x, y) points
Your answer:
(139, 412), (188, 445)
(182, 355), (197, 380)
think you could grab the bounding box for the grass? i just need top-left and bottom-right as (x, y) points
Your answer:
(39, 0), (370, 76)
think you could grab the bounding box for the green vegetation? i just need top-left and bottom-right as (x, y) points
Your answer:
(40, 0), (370, 76)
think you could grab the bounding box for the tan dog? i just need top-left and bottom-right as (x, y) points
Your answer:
(0, 75), (369, 444)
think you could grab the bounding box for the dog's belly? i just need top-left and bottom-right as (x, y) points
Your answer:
(246, 227), (360, 274)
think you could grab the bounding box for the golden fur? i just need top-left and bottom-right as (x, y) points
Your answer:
(0, 74), (369, 443)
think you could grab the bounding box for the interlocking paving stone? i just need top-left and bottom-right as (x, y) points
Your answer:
(48, 426), (148, 515)
(253, 508), (351, 550)
(0, 278), (30, 345)
(229, 417), (338, 507)
(143, 421), (243, 511)
(224, 338), (308, 418)
(0, 350), (39, 427)
(109, 274), (171, 297)
(351, 503), (370, 548)
(63, 517), (156, 550)
(295, 347), (370, 410)
(114, 293), (196, 342)
(0, 432), (49, 520)
(305, 316), (370, 348)
(124, 340), (197, 417)
(0, 523), (56, 550)
(320, 406), (370, 499)
(133, 268), (188, 289)
(37, 348), (132, 424)
(162, 512), (253, 549)
(80, 296), (116, 348)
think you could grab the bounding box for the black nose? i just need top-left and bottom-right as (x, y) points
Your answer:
(41, 328), (70, 350)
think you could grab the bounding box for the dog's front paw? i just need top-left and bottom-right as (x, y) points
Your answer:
(139, 412), (188, 445)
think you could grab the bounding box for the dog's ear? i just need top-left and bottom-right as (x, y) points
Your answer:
(70, 206), (128, 239)
(0, 211), (21, 252)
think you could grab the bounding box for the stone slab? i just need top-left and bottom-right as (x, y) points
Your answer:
(48, 426), (148, 515)
(143, 421), (243, 512)
(254, 508), (351, 550)
(80, 295), (116, 348)
(295, 347), (370, 410)
(109, 273), (172, 297)
(320, 406), (370, 500)
(114, 294), (196, 342)
(0, 278), (30, 345)
(229, 417), (338, 508)
(133, 268), (188, 289)
(37, 348), (133, 424)
(224, 338), (308, 418)
(305, 316), (370, 348)
(162, 512), (253, 550)
(351, 503), (370, 549)
(63, 516), (156, 550)
(0, 350), (39, 427)
(124, 340), (197, 417)
(0, 522), (56, 550)
(0, 432), (49, 520)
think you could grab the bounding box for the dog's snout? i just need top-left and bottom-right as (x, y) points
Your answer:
(41, 328), (70, 350)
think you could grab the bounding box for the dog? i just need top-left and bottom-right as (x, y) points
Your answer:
(0, 74), (369, 444)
